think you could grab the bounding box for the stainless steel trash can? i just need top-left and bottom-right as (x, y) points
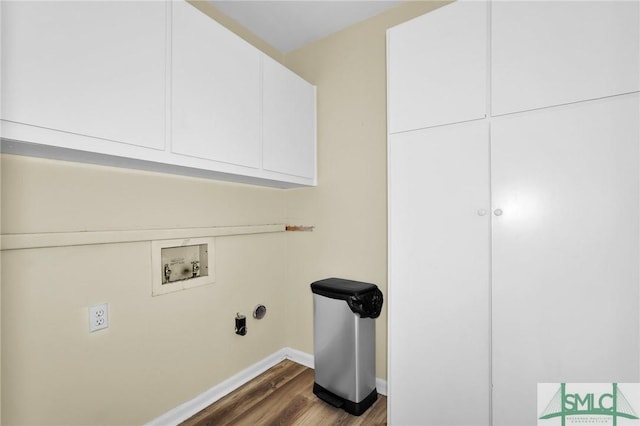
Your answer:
(311, 278), (383, 416)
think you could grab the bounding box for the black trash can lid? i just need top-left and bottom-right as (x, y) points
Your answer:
(311, 277), (377, 298)
(311, 277), (383, 319)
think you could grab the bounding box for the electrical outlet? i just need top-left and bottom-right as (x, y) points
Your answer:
(89, 303), (109, 332)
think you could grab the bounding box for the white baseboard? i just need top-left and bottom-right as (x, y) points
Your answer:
(281, 348), (387, 396)
(145, 347), (387, 425)
(283, 347), (387, 395)
(376, 377), (388, 396)
(282, 346), (314, 369)
(145, 348), (289, 426)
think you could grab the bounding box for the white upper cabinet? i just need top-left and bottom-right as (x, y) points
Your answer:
(387, 1), (487, 133)
(492, 1), (640, 116)
(1, 1), (166, 151)
(262, 55), (316, 180)
(1, 1), (316, 187)
(171, 1), (261, 169)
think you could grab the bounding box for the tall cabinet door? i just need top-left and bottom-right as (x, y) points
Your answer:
(388, 121), (491, 426)
(491, 94), (640, 425)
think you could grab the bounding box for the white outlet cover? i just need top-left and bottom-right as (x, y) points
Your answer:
(89, 303), (109, 332)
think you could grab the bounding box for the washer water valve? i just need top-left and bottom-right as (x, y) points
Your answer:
(235, 313), (247, 336)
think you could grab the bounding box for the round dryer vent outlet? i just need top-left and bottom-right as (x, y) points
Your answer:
(253, 304), (267, 320)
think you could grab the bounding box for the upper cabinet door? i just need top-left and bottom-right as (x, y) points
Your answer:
(1, 1), (166, 150)
(262, 56), (316, 180)
(171, 1), (261, 169)
(492, 1), (640, 116)
(387, 1), (487, 133)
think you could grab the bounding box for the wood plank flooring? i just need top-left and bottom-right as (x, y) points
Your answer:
(181, 360), (387, 425)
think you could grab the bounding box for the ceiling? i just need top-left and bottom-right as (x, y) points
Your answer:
(210, 1), (403, 53)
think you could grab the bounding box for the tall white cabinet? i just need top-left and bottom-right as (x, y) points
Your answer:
(387, 1), (640, 425)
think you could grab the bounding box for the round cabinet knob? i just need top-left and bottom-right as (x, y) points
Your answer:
(477, 209), (487, 216)
(494, 209), (503, 216)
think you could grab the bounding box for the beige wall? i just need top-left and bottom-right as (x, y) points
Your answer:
(282, 0), (449, 380)
(1, 155), (289, 425)
(1, 1), (448, 424)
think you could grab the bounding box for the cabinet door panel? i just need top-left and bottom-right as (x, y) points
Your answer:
(171, 1), (261, 168)
(388, 121), (490, 425)
(262, 56), (316, 179)
(387, 1), (487, 133)
(491, 95), (640, 425)
(492, 1), (640, 115)
(1, 1), (166, 149)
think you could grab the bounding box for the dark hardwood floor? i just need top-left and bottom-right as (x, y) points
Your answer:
(180, 359), (387, 425)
